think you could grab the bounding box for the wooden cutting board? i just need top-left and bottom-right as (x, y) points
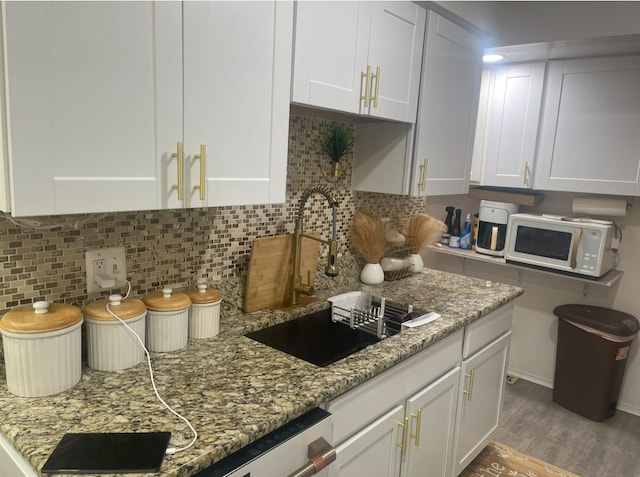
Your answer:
(244, 232), (321, 312)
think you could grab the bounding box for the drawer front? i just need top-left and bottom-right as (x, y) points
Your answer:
(463, 304), (513, 359)
(327, 329), (463, 444)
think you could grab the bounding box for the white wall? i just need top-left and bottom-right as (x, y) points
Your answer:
(435, 1), (640, 47)
(423, 193), (640, 416)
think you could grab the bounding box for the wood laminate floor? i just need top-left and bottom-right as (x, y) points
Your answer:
(495, 378), (640, 477)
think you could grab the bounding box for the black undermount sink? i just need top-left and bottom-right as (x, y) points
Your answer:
(245, 308), (382, 367)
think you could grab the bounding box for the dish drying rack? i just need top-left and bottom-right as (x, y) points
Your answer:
(328, 291), (417, 339)
(382, 237), (419, 281)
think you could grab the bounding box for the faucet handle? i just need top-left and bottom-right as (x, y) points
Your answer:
(306, 270), (315, 295)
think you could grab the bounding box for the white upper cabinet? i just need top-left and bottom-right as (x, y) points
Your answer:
(476, 62), (546, 189)
(2, 1), (291, 216)
(534, 55), (640, 195)
(412, 11), (483, 196)
(351, 11), (482, 196)
(182, 2), (291, 208)
(2, 2), (182, 216)
(291, 1), (425, 123)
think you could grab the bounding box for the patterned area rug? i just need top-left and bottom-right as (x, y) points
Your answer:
(460, 440), (581, 477)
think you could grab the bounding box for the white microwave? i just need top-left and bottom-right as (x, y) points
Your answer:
(505, 213), (616, 279)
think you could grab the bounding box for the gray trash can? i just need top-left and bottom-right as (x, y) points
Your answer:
(553, 304), (639, 421)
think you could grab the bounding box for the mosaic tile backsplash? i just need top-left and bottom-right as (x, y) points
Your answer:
(0, 113), (426, 312)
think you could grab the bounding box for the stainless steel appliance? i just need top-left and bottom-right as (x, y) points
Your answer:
(505, 213), (615, 279)
(475, 200), (519, 257)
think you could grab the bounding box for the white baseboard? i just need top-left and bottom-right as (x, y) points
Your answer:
(506, 368), (553, 389)
(507, 367), (640, 417)
(617, 402), (640, 417)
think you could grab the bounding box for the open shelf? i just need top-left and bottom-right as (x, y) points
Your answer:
(425, 244), (623, 287)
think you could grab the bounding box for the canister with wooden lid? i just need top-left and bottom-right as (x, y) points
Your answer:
(142, 288), (191, 352)
(186, 284), (222, 339)
(0, 301), (83, 397)
(83, 294), (147, 371)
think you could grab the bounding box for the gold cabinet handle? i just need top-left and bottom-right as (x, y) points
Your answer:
(193, 144), (206, 200)
(396, 417), (409, 457)
(523, 161), (531, 187)
(372, 66), (380, 108)
(170, 141), (184, 200)
(410, 408), (422, 447)
(361, 65), (372, 108)
(417, 159), (427, 192)
(464, 369), (475, 401)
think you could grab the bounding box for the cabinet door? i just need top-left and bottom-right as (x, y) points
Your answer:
(183, 1), (292, 207)
(413, 11), (482, 196)
(534, 55), (640, 195)
(402, 367), (460, 477)
(291, 1), (369, 115)
(453, 331), (511, 476)
(3, 2), (182, 216)
(483, 62), (545, 189)
(366, 2), (425, 122)
(329, 405), (404, 477)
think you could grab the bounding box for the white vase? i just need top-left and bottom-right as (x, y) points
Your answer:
(407, 253), (424, 273)
(360, 262), (384, 285)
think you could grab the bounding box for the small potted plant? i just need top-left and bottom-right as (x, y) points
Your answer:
(320, 124), (354, 177)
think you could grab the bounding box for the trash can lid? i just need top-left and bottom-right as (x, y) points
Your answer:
(553, 304), (639, 337)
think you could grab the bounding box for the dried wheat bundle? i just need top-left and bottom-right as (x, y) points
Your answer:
(351, 210), (386, 264)
(405, 214), (447, 254)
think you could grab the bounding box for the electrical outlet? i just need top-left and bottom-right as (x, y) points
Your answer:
(93, 259), (106, 275)
(85, 247), (127, 295)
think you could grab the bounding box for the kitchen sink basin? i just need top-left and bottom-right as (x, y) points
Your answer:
(245, 308), (381, 367)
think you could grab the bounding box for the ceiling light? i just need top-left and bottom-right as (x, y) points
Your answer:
(483, 54), (505, 63)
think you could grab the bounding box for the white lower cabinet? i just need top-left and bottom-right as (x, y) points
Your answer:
(326, 304), (513, 477)
(452, 332), (511, 475)
(330, 368), (461, 477)
(330, 404), (404, 477)
(402, 367), (461, 477)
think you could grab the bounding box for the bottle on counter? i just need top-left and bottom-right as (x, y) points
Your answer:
(449, 208), (462, 248)
(441, 206), (455, 245)
(471, 213), (479, 250)
(460, 213), (472, 250)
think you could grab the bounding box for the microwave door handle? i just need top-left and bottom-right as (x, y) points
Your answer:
(570, 228), (583, 269)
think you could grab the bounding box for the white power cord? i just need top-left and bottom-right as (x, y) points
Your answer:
(105, 281), (198, 455)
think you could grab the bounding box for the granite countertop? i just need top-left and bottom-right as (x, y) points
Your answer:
(0, 265), (523, 477)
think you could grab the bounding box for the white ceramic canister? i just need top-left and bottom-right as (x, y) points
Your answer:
(186, 284), (222, 339)
(142, 288), (191, 352)
(83, 294), (147, 371)
(0, 301), (83, 397)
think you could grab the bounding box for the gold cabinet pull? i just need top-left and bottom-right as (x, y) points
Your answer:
(417, 159), (427, 192)
(464, 369), (475, 401)
(523, 161), (531, 187)
(372, 65), (380, 108)
(361, 65), (372, 108)
(170, 141), (184, 200)
(193, 144), (206, 200)
(410, 408), (422, 447)
(396, 417), (409, 457)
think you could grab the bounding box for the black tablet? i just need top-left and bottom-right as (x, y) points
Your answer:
(41, 432), (171, 474)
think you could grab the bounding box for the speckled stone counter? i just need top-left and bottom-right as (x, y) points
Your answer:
(0, 267), (523, 477)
